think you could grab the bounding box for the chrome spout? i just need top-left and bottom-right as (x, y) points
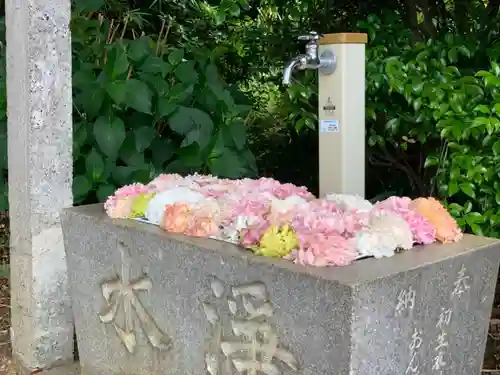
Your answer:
(282, 31), (336, 86)
(282, 56), (307, 85)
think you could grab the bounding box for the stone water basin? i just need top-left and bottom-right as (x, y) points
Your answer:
(61, 203), (500, 375)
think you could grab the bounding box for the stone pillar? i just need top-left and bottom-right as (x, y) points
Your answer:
(5, 0), (74, 371)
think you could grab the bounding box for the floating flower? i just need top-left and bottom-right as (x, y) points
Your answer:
(409, 197), (463, 243)
(287, 234), (357, 267)
(104, 173), (463, 268)
(114, 183), (150, 197)
(325, 193), (373, 212)
(148, 173), (197, 192)
(130, 193), (156, 218)
(145, 187), (204, 225)
(240, 218), (270, 246)
(355, 210), (413, 259)
(187, 214), (218, 238)
(375, 196), (412, 211)
(252, 225), (299, 258)
(105, 196), (134, 219)
(104, 183), (151, 218)
(375, 196), (436, 245)
(161, 203), (192, 233)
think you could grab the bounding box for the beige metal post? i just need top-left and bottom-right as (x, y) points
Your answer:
(318, 33), (368, 198)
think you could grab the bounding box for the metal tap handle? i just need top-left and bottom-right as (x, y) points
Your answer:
(297, 31), (323, 42)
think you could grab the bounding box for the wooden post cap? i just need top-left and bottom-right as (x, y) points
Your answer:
(319, 33), (368, 45)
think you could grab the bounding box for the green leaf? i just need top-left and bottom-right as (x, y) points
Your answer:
(157, 98), (178, 119)
(168, 83), (194, 103)
(214, 10), (226, 25)
(472, 117), (489, 127)
(112, 166), (136, 185)
(475, 70), (492, 78)
(227, 119), (247, 150)
(85, 148), (105, 181)
(459, 182), (476, 198)
(474, 105), (490, 114)
(73, 175), (92, 199)
(448, 180), (459, 196)
(139, 56), (171, 77)
(124, 79), (153, 114)
(93, 116), (126, 159)
(127, 36), (152, 61)
(413, 98), (422, 112)
(492, 61), (500, 77)
(175, 61), (198, 83)
(168, 48), (184, 66)
(465, 212), (485, 225)
(75, 86), (104, 120)
(134, 126), (156, 152)
(208, 147), (248, 178)
(229, 4), (240, 16)
(119, 134), (145, 166)
(150, 137), (175, 168)
(96, 183), (116, 202)
(110, 48), (129, 79)
(385, 118), (400, 133)
(494, 103), (500, 114)
(424, 155), (439, 168)
(469, 223), (484, 236)
(169, 106), (214, 148)
(74, 0), (104, 12)
(106, 81), (127, 105)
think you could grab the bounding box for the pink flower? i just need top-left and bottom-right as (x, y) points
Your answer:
(375, 196), (412, 211)
(228, 196), (270, 218)
(104, 183), (151, 218)
(242, 177), (315, 200)
(325, 193), (373, 212)
(240, 218), (270, 246)
(148, 174), (198, 192)
(286, 234), (357, 267)
(187, 173), (221, 187)
(375, 196), (436, 245)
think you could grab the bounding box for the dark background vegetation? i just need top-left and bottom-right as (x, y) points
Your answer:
(0, 0), (499, 236)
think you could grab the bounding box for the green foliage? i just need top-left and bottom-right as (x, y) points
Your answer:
(69, 9), (257, 204)
(1, 0), (500, 241)
(361, 13), (500, 236)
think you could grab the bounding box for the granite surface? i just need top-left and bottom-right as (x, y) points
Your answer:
(61, 204), (500, 375)
(6, 0), (74, 370)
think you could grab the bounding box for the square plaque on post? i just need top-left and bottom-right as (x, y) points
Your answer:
(61, 204), (500, 375)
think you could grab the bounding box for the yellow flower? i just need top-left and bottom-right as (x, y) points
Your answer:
(253, 225), (299, 258)
(130, 193), (156, 218)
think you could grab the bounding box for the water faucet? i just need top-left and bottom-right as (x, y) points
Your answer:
(282, 31), (336, 85)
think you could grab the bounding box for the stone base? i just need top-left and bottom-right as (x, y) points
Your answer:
(11, 353), (79, 375)
(61, 204), (500, 375)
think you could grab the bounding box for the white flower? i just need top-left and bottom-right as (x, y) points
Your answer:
(355, 210), (413, 259)
(145, 187), (204, 225)
(270, 195), (308, 214)
(215, 216), (258, 244)
(325, 193), (373, 212)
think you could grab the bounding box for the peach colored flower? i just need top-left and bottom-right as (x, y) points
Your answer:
(161, 203), (191, 233)
(409, 197), (463, 244)
(106, 196), (134, 218)
(187, 215), (218, 237)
